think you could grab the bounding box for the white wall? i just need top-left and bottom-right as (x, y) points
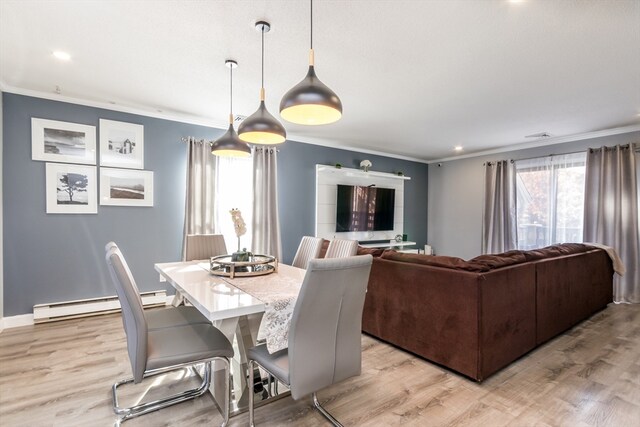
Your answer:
(428, 131), (640, 259)
(1, 90), (4, 323)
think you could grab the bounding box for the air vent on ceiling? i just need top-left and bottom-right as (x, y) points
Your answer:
(525, 132), (552, 138)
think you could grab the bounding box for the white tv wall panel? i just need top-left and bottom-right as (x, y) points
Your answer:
(315, 164), (410, 242)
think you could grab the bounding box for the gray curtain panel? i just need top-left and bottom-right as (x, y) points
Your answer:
(182, 138), (218, 259)
(252, 148), (282, 260)
(482, 160), (518, 254)
(584, 143), (639, 303)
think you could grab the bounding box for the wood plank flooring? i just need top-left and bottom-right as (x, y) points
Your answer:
(1, 303), (639, 426)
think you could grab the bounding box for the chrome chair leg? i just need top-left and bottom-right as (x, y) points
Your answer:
(312, 392), (343, 427)
(248, 360), (256, 427)
(220, 358), (231, 427)
(113, 357), (230, 425)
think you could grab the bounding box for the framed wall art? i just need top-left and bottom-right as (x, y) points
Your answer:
(99, 119), (144, 169)
(100, 167), (153, 207)
(45, 163), (98, 214)
(32, 118), (96, 164)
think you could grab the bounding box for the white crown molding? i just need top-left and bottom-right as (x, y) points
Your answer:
(428, 124), (640, 164)
(0, 82), (430, 164)
(288, 135), (430, 163)
(0, 81), (229, 130)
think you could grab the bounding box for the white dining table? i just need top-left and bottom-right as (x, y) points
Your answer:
(154, 260), (305, 415)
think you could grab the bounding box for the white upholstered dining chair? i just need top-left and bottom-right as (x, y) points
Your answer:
(291, 236), (324, 269)
(185, 234), (228, 261)
(247, 255), (373, 426)
(172, 234), (228, 306)
(105, 243), (233, 425)
(324, 239), (359, 259)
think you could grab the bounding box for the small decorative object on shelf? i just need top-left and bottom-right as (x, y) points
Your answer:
(334, 163), (342, 169)
(396, 171), (404, 176)
(360, 159), (372, 172)
(394, 234), (403, 243)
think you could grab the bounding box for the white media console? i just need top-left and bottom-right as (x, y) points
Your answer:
(315, 164), (412, 246)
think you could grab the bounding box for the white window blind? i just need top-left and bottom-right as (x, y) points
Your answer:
(515, 152), (587, 250)
(215, 156), (254, 253)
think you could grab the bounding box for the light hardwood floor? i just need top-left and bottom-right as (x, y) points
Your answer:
(1, 304), (639, 427)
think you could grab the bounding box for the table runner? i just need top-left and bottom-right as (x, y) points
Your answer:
(221, 264), (306, 353)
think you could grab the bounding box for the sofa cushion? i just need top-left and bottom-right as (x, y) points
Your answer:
(522, 243), (591, 261)
(468, 250), (527, 269)
(357, 246), (385, 257)
(318, 239), (330, 258)
(380, 250), (489, 272)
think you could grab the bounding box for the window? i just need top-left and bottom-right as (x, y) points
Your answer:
(515, 152), (586, 249)
(215, 156), (253, 253)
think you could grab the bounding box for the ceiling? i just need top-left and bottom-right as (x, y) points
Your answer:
(1, 0), (639, 162)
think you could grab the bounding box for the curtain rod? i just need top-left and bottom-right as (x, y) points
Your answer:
(516, 144), (639, 162)
(484, 143), (639, 165)
(180, 137), (280, 152)
(508, 149), (587, 164)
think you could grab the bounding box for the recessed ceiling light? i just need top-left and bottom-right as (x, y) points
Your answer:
(454, 146), (463, 152)
(52, 51), (71, 61)
(508, 0), (525, 4)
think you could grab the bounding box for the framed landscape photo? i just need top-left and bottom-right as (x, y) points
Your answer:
(45, 163), (97, 214)
(100, 168), (153, 207)
(99, 119), (144, 169)
(32, 118), (96, 165)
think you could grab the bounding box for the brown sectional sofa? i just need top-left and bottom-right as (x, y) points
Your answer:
(360, 243), (614, 381)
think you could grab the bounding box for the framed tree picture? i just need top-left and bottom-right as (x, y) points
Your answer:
(99, 119), (144, 169)
(100, 168), (154, 207)
(45, 163), (98, 214)
(32, 118), (96, 165)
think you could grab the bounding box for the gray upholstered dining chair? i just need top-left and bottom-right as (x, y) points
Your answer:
(105, 245), (234, 425)
(104, 242), (210, 329)
(291, 236), (324, 269)
(185, 234), (228, 261)
(324, 238), (359, 259)
(172, 234), (228, 306)
(247, 255), (373, 426)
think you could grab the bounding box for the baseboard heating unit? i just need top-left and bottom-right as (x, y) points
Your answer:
(33, 290), (167, 323)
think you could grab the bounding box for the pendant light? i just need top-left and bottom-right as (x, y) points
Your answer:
(279, 0), (342, 125)
(238, 21), (287, 145)
(211, 60), (252, 158)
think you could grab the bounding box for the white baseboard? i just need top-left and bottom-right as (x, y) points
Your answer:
(0, 295), (173, 331)
(0, 313), (35, 330)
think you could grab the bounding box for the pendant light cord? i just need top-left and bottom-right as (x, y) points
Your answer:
(261, 25), (265, 90)
(310, 0), (313, 49)
(230, 65), (233, 122)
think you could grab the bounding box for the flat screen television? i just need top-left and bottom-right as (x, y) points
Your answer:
(336, 185), (395, 232)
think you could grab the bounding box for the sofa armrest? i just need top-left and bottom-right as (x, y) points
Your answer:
(363, 258), (482, 379)
(478, 264), (536, 380)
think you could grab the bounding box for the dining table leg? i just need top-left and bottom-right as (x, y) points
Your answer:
(211, 313), (264, 414)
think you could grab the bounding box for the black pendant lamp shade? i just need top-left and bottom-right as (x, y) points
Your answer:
(211, 123), (251, 158)
(211, 60), (252, 158)
(238, 21), (287, 145)
(279, 0), (342, 125)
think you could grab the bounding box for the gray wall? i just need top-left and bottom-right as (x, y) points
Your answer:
(2, 93), (428, 316)
(428, 131), (640, 259)
(3, 94), (220, 316)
